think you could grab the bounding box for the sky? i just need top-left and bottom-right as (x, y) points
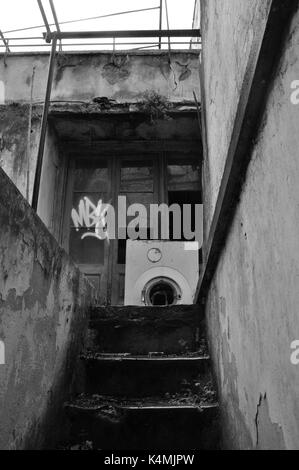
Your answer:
(0, 0), (197, 52)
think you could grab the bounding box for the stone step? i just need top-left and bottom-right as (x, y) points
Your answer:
(64, 394), (219, 450)
(87, 305), (206, 355)
(81, 353), (211, 397)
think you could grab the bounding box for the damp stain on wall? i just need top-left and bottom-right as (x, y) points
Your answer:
(102, 56), (131, 85)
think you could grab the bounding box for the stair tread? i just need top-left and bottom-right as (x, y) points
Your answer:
(65, 393), (218, 411)
(90, 305), (203, 322)
(80, 352), (210, 362)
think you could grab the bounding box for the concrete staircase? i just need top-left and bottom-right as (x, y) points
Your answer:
(62, 305), (220, 450)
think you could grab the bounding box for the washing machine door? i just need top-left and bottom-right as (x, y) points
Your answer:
(125, 267), (193, 306)
(142, 276), (182, 306)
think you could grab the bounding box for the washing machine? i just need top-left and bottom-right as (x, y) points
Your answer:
(124, 240), (199, 306)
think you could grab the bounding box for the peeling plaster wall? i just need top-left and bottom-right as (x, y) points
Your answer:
(0, 51), (200, 104)
(200, 0), (299, 449)
(0, 167), (94, 449)
(0, 104), (39, 200)
(0, 104), (62, 239)
(0, 51), (200, 240)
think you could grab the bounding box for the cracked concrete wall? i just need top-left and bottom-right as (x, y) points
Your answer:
(0, 51), (200, 104)
(0, 166), (94, 449)
(200, 0), (299, 449)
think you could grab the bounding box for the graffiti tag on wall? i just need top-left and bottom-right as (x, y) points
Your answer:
(71, 197), (110, 241)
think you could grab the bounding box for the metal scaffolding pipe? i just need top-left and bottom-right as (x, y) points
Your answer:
(0, 30), (10, 52)
(43, 29), (201, 41)
(0, 41), (199, 48)
(49, 0), (61, 34)
(37, 0), (51, 40)
(159, 0), (163, 49)
(32, 35), (57, 211)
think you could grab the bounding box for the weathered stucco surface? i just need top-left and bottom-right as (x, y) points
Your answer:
(0, 51), (200, 104)
(0, 104), (40, 199)
(200, 0), (271, 233)
(0, 51), (200, 241)
(0, 167), (94, 449)
(0, 104), (63, 239)
(200, 0), (299, 449)
(37, 124), (65, 239)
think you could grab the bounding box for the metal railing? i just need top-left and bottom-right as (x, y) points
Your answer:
(0, 0), (201, 211)
(0, 1), (201, 53)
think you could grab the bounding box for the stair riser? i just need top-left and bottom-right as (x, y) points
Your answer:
(83, 359), (211, 397)
(86, 323), (205, 355)
(66, 407), (220, 450)
(87, 305), (205, 355)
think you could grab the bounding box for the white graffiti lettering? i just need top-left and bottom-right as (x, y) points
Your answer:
(71, 197), (110, 241)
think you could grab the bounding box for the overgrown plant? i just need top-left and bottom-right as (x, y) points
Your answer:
(139, 90), (170, 122)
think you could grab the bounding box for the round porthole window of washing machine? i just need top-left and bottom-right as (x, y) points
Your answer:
(142, 276), (182, 306)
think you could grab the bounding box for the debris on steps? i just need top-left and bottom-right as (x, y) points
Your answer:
(58, 305), (220, 449)
(57, 440), (94, 451)
(63, 391), (219, 450)
(80, 352), (212, 397)
(65, 379), (218, 412)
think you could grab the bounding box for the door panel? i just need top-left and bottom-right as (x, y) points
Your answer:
(64, 157), (110, 304)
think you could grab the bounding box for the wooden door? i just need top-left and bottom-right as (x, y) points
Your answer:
(62, 156), (112, 304)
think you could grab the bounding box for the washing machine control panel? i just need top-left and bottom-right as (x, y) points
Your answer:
(147, 248), (162, 263)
